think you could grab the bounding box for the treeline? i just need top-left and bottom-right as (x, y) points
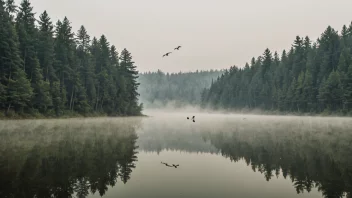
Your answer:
(202, 23), (352, 115)
(137, 69), (223, 108)
(0, 0), (142, 118)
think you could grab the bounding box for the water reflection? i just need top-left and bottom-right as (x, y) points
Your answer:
(137, 114), (352, 198)
(201, 117), (352, 198)
(0, 115), (352, 198)
(0, 119), (140, 198)
(137, 126), (218, 154)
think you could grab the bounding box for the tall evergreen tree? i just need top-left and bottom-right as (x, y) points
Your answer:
(318, 71), (343, 112)
(15, 0), (52, 112)
(344, 64), (352, 110)
(37, 10), (57, 82)
(15, 0), (36, 77)
(76, 25), (95, 109)
(120, 48), (141, 115)
(5, 0), (16, 21)
(1, 0), (33, 114)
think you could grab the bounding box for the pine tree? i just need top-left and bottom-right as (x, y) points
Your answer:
(72, 81), (90, 114)
(295, 71), (305, 111)
(0, 0), (33, 113)
(15, 0), (37, 78)
(31, 58), (52, 112)
(37, 10), (57, 82)
(76, 25), (95, 109)
(110, 45), (120, 113)
(318, 71), (343, 112)
(54, 17), (78, 113)
(303, 36), (311, 51)
(120, 48), (142, 115)
(262, 48), (272, 77)
(0, 0), (10, 109)
(98, 35), (115, 112)
(318, 26), (340, 75)
(260, 49), (272, 108)
(7, 67), (33, 113)
(344, 64), (352, 111)
(15, 0), (52, 113)
(292, 36), (305, 79)
(0, 83), (6, 109)
(90, 37), (101, 111)
(5, 0), (16, 21)
(347, 22), (352, 35)
(51, 81), (65, 116)
(341, 25), (348, 38)
(302, 70), (315, 112)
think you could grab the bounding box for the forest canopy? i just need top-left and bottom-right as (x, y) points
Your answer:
(0, 0), (142, 118)
(201, 22), (352, 115)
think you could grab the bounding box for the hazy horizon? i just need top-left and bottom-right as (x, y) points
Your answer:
(17, 0), (352, 73)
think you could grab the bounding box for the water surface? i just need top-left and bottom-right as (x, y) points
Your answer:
(0, 112), (351, 198)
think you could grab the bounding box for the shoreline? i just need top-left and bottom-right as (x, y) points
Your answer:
(0, 113), (149, 120)
(2, 107), (352, 120)
(142, 106), (352, 118)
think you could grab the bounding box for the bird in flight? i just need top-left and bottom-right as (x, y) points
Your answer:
(162, 52), (172, 57)
(172, 164), (180, 168)
(161, 161), (174, 167)
(174, 46), (181, 50)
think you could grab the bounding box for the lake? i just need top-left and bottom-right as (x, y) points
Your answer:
(1, 111), (352, 198)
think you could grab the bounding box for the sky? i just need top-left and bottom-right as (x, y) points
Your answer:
(16, 0), (352, 73)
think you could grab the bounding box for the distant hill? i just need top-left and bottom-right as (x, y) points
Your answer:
(137, 70), (224, 108)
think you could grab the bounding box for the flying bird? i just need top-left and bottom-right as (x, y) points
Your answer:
(187, 117), (189, 119)
(162, 52), (172, 57)
(174, 46), (181, 50)
(172, 164), (179, 168)
(161, 162), (173, 167)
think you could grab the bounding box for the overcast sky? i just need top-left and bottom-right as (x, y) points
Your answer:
(17, 0), (352, 73)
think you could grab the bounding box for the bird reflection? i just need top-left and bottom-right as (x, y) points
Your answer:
(161, 162), (179, 168)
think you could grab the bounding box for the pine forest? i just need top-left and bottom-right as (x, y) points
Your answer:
(202, 23), (352, 115)
(0, 0), (142, 118)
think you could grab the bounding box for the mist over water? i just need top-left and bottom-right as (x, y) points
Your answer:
(1, 111), (352, 198)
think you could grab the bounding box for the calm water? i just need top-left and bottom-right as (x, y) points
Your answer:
(1, 112), (352, 198)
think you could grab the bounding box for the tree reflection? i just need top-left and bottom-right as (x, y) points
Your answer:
(0, 119), (139, 198)
(204, 124), (352, 198)
(137, 127), (218, 154)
